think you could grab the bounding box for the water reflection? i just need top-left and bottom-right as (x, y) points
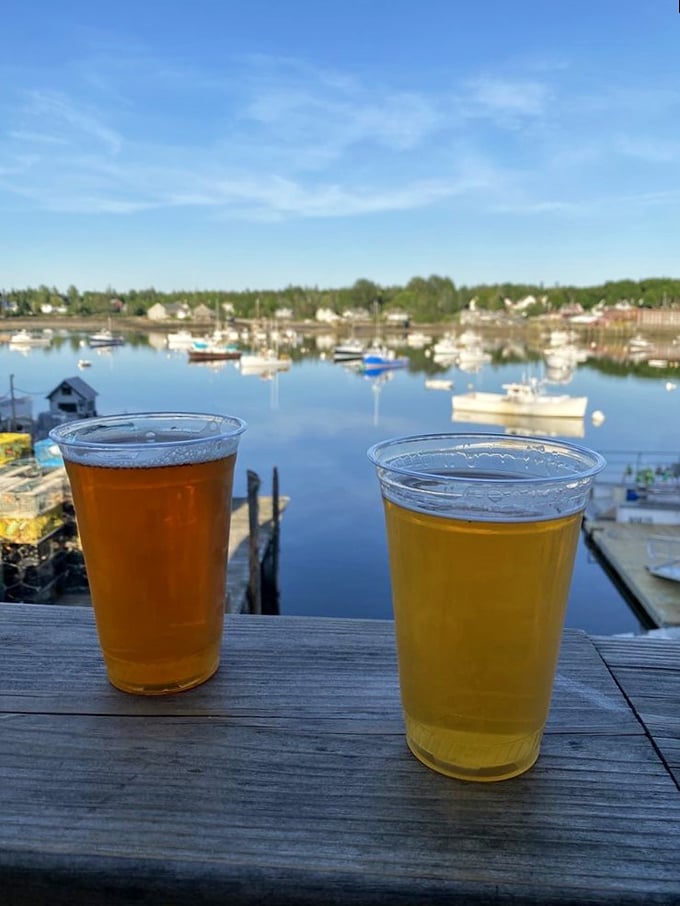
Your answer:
(452, 409), (586, 439)
(2, 323), (679, 635)
(367, 371), (394, 426)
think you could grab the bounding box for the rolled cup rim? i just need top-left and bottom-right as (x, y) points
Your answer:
(48, 411), (247, 460)
(367, 432), (606, 486)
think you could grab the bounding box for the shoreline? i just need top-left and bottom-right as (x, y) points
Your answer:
(1, 314), (679, 339)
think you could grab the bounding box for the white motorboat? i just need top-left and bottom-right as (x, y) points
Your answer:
(88, 328), (124, 348)
(629, 334), (651, 350)
(452, 378), (588, 419)
(167, 329), (200, 350)
(425, 378), (454, 391)
(333, 339), (365, 361)
(8, 329), (51, 348)
(240, 351), (292, 374)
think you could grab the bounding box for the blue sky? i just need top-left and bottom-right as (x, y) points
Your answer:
(1, 0), (679, 292)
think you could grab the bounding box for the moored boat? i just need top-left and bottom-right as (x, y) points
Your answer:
(333, 339), (365, 361)
(187, 340), (241, 362)
(629, 334), (651, 350)
(167, 329), (200, 350)
(362, 351), (408, 375)
(9, 330), (51, 349)
(88, 328), (124, 348)
(452, 378), (588, 419)
(239, 350), (291, 373)
(425, 378), (454, 391)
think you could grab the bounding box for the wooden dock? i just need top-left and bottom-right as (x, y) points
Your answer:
(227, 494), (288, 613)
(53, 492), (288, 615)
(583, 517), (680, 627)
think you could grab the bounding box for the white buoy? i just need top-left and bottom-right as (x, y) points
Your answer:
(591, 410), (605, 426)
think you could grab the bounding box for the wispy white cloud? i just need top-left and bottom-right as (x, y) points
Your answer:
(245, 85), (442, 156)
(615, 135), (680, 164)
(8, 130), (69, 146)
(0, 154), (39, 177)
(8, 170), (463, 219)
(2, 49), (680, 227)
(575, 85), (680, 117)
(0, 54), (492, 219)
(492, 198), (594, 215)
(459, 76), (552, 125)
(492, 188), (680, 217)
(22, 90), (123, 155)
(210, 175), (459, 219)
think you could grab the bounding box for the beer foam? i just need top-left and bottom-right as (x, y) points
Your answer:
(368, 433), (605, 522)
(49, 413), (247, 468)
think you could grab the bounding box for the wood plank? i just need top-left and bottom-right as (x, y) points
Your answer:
(1, 716), (680, 904)
(0, 607), (638, 733)
(594, 636), (680, 785)
(2, 606), (680, 903)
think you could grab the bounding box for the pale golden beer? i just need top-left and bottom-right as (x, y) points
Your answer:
(50, 413), (246, 695)
(368, 434), (605, 781)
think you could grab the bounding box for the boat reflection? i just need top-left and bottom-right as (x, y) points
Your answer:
(544, 364), (575, 385)
(186, 358), (231, 373)
(368, 371), (394, 426)
(452, 409), (585, 439)
(345, 362), (395, 425)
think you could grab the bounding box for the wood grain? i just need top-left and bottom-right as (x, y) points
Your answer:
(2, 604), (680, 904)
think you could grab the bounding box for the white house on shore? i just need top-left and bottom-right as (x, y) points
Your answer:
(385, 309), (410, 326)
(315, 307), (340, 324)
(146, 302), (192, 321)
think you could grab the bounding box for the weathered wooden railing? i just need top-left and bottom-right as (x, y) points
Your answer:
(1, 603), (680, 904)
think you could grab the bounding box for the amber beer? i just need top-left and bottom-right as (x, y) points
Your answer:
(50, 413), (246, 695)
(384, 502), (581, 780)
(368, 434), (605, 781)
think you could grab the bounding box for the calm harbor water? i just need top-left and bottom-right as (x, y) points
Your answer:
(3, 326), (678, 635)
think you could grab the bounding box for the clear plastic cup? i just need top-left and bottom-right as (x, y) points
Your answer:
(368, 433), (605, 781)
(50, 412), (246, 695)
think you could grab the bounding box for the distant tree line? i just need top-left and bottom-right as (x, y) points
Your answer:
(3, 276), (680, 323)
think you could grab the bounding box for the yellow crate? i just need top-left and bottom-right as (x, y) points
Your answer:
(0, 505), (63, 543)
(0, 434), (32, 466)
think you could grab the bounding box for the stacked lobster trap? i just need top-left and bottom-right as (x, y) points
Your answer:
(0, 436), (89, 603)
